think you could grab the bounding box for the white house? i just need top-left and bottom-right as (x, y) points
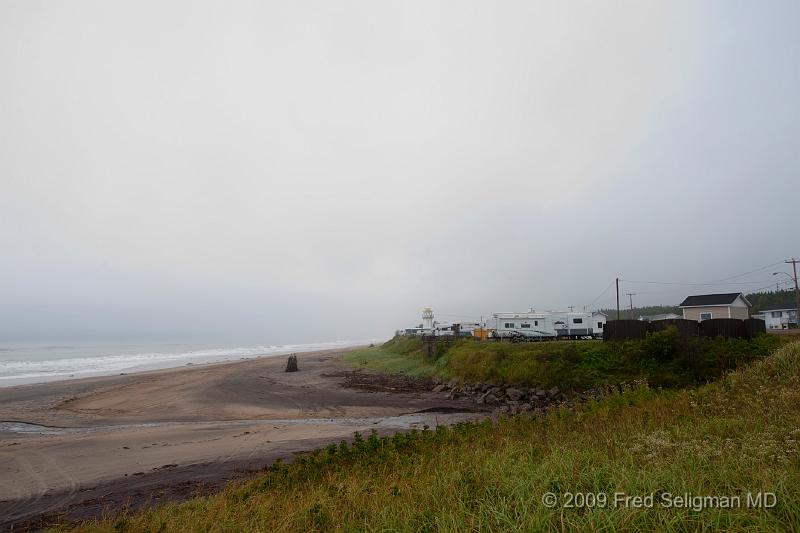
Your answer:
(761, 308), (798, 330)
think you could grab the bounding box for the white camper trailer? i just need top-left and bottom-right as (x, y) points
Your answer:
(486, 310), (606, 340)
(484, 312), (557, 340)
(433, 322), (480, 337)
(549, 311), (606, 339)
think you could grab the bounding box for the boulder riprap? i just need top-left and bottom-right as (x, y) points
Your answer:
(505, 387), (524, 401)
(429, 378), (643, 417)
(285, 354), (298, 372)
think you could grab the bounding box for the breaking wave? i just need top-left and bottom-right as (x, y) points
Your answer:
(0, 339), (381, 387)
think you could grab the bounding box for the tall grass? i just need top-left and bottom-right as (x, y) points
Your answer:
(66, 341), (800, 532)
(348, 331), (785, 390)
(342, 336), (448, 378)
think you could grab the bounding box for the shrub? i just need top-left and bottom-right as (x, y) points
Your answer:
(444, 334), (789, 390)
(643, 326), (681, 362)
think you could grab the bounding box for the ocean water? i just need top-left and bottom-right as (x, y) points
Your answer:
(0, 339), (382, 388)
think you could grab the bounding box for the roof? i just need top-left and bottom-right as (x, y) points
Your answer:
(492, 312), (550, 318)
(760, 308), (798, 313)
(679, 293), (749, 307)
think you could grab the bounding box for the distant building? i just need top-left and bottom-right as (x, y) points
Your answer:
(760, 308), (798, 330)
(679, 293), (751, 321)
(434, 321), (480, 337)
(638, 313), (681, 322)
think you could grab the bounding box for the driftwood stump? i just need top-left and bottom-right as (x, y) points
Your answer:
(285, 354), (298, 372)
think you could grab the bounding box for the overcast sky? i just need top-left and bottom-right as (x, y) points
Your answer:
(1, 1), (798, 343)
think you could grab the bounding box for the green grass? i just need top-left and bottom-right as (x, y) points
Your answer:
(65, 341), (800, 532)
(342, 336), (447, 378)
(346, 332), (786, 391)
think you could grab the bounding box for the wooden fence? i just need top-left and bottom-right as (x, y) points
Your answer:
(603, 317), (766, 342)
(421, 334), (456, 358)
(602, 320), (649, 341)
(648, 318), (700, 337)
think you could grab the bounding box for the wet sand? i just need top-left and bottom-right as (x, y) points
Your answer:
(0, 348), (484, 530)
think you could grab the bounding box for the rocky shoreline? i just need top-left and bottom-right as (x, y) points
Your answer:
(331, 368), (645, 417)
(431, 378), (643, 416)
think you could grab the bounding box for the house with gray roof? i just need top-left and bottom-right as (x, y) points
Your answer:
(679, 293), (751, 321)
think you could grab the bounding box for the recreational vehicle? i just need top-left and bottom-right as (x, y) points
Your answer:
(486, 310), (606, 340)
(433, 322), (480, 337)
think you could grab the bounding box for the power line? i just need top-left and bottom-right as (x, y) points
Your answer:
(593, 260), (791, 314)
(712, 261), (785, 283)
(594, 279), (794, 306)
(619, 279), (782, 287)
(585, 279), (616, 309)
(618, 259), (787, 289)
(747, 279), (794, 294)
(625, 276), (798, 295)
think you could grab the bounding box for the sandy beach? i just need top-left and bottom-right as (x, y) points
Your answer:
(0, 348), (484, 530)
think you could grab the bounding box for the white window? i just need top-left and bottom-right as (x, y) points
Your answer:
(573, 318), (583, 324)
(520, 323), (531, 328)
(597, 322), (603, 329)
(504, 322), (515, 328)
(534, 320), (538, 326)
(771, 311), (782, 318)
(700, 312), (712, 321)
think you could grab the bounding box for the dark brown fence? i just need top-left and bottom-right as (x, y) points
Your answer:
(603, 320), (648, 341)
(647, 318), (700, 337)
(421, 334), (456, 358)
(743, 317), (767, 339)
(699, 318), (746, 339)
(604, 318), (766, 342)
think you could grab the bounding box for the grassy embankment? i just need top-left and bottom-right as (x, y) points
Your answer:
(67, 338), (800, 532)
(345, 332), (786, 390)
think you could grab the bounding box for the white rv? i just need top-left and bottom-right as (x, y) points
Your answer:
(433, 322), (480, 337)
(485, 310), (606, 340)
(549, 311), (606, 339)
(484, 311), (557, 340)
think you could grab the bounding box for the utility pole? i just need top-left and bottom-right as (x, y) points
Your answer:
(616, 277), (620, 321)
(626, 293), (636, 319)
(787, 258), (800, 326)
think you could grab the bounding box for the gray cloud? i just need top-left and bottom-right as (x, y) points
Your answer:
(1, 1), (798, 342)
